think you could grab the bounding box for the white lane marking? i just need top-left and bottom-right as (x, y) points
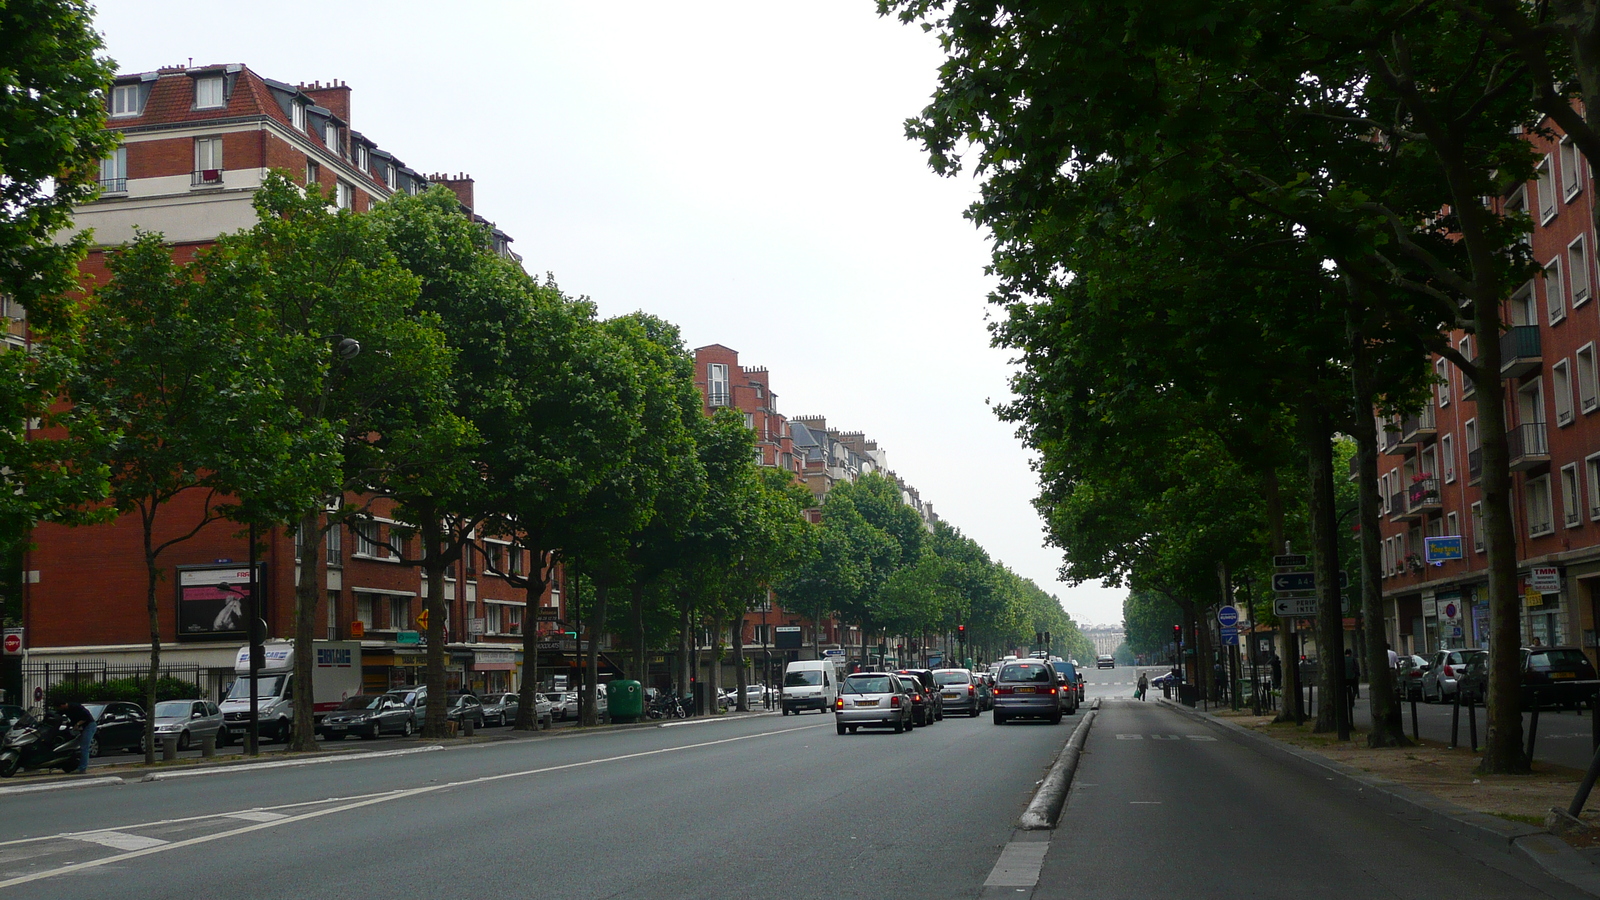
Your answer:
(72, 831), (167, 851)
(1115, 734), (1143, 740)
(224, 811), (287, 823)
(0, 794), (397, 848)
(0, 776), (124, 797)
(1149, 734), (1181, 741)
(984, 842), (1049, 887)
(1130, 801), (1162, 805)
(0, 722), (829, 889)
(1186, 735), (1217, 741)
(141, 745), (444, 781)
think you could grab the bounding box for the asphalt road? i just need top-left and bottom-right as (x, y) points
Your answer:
(0, 703), (1073, 900)
(1031, 698), (1588, 899)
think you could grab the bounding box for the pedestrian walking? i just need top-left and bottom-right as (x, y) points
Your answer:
(1269, 654), (1282, 691)
(1135, 672), (1148, 701)
(1343, 648), (1360, 717)
(54, 698), (95, 774)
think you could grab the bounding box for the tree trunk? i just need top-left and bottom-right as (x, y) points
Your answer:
(1304, 399), (1349, 739)
(678, 598), (692, 697)
(1264, 467), (1303, 723)
(733, 607), (748, 711)
(289, 510), (321, 751)
(421, 514), (449, 739)
(583, 579), (609, 726)
(632, 582), (646, 686)
(142, 512), (161, 765)
(709, 613), (724, 711)
(513, 549), (552, 731)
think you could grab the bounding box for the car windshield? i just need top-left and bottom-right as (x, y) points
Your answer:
(934, 671), (969, 685)
(1531, 649), (1589, 668)
(154, 701), (195, 717)
(1001, 665), (1051, 683)
(784, 671), (822, 687)
(227, 675), (285, 700)
(338, 696), (384, 710)
(845, 675), (893, 693)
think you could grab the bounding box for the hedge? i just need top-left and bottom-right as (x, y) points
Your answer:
(45, 676), (201, 707)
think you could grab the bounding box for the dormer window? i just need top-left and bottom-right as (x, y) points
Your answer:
(325, 125), (342, 157)
(384, 163), (396, 189)
(195, 76), (225, 109)
(291, 101), (306, 131)
(356, 144), (369, 171)
(111, 84), (142, 117)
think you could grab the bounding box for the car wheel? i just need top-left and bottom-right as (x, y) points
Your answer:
(402, 719), (414, 737)
(0, 750), (18, 777)
(969, 706), (978, 718)
(279, 720), (293, 743)
(893, 716), (905, 734)
(993, 712), (1006, 726)
(178, 730), (191, 751)
(837, 722), (847, 736)
(1051, 710), (1063, 725)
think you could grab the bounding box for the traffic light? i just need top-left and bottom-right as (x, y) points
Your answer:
(957, 624), (967, 644)
(1172, 624), (1182, 645)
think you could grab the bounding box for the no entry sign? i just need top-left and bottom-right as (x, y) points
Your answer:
(1, 628), (21, 655)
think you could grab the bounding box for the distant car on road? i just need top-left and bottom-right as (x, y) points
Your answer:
(1460, 647), (1599, 709)
(994, 659), (1063, 725)
(1097, 655), (1115, 669)
(932, 668), (981, 717)
(1395, 655), (1429, 701)
(1421, 649), (1484, 703)
(1149, 670), (1181, 689)
(834, 672), (912, 734)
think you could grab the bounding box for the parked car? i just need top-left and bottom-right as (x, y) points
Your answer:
(383, 685), (428, 728)
(1149, 670), (1181, 689)
(1395, 654), (1429, 701)
(1421, 649), (1484, 703)
(547, 692), (577, 721)
(993, 659), (1063, 725)
(724, 684), (771, 709)
(480, 692), (517, 727)
(834, 672), (912, 734)
(318, 694), (414, 740)
(150, 699), (227, 750)
(80, 701), (146, 757)
(932, 668), (981, 717)
(1458, 647), (1600, 709)
(445, 692), (486, 727)
(1097, 655), (1115, 669)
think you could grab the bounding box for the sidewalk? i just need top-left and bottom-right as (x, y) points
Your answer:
(1157, 696), (1600, 896)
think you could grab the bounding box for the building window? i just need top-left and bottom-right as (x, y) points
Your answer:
(1446, 511), (1459, 540)
(486, 604), (502, 634)
(707, 364), (730, 406)
(1555, 359), (1576, 425)
(389, 597), (409, 631)
(1588, 454), (1600, 520)
(336, 181), (353, 209)
(1563, 464), (1582, 528)
(1435, 359), (1450, 407)
(292, 101), (306, 131)
(1580, 344), (1599, 413)
(194, 76), (225, 109)
(327, 591), (338, 639)
(508, 605), (521, 633)
(111, 83), (142, 117)
(1547, 257), (1567, 323)
(99, 146), (126, 193)
(354, 521), (380, 557)
(1472, 502), (1485, 552)
(384, 163), (396, 189)
(1461, 336), (1476, 398)
(1512, 281), (1537, 326)
(356, 144), (369, 171)
(326, 125), (343, 157)
(356, 594), (375, 629)
(509, 547), (523, 577)
(305, 158), (320, 187)
(193, 137), (223, 184)
(1562, 135), (1583, 199)
(1537, 154), (1557, 222)
(1527, 475), (1555, 537)
(1441, 434), (1455, 483)
(1573, 235), (1592, 307)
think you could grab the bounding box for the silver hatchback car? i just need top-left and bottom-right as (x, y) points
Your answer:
(835, 672), (912, 734)
(993, 660), (1063, 725)
(932, 668), (982, 717)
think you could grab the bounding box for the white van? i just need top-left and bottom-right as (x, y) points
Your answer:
(781, 659), (839, 715)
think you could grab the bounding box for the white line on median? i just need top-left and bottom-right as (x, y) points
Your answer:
(984, 842), (1049, 887)
(0, 776), (123, 797)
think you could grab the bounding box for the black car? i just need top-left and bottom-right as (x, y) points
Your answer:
(894, 670), (943, 725)
(80, 701), (146, 757)
(1458, 647), (1599, 709)
(445, 692), (486, 728)
(317, 694), (415, 740)
(1395, 654), (1430, 701)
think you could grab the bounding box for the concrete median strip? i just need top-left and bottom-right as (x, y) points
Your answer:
(0, 776), (124, 797)
(139, 745), (443, 782)
(1019, 698), (1100, 830)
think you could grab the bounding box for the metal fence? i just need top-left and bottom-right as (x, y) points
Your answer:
(18, 660), (212, 712)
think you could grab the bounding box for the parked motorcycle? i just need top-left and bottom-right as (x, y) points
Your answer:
(0, 712), (83, 777)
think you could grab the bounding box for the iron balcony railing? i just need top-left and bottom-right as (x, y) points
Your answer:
(1400, 406), (1437, 442)
(1407, 477), (1441, 513)
(1500, 325), (1542, 377)
(1507, 421), (1550, 469)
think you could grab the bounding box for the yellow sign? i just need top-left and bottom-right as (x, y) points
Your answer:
(416, 609), (430, 629)
(1525, 587), (1544, 608)
(349, 620), (365, 638)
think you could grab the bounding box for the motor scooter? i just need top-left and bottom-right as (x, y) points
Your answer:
(0, 713), (83, 777)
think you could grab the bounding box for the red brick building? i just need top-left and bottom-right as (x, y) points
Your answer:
(1376, 112), (1600, 667)
(19, 64), (556, 701)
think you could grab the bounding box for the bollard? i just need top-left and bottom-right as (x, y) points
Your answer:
(1449, 691), (1461, 750)
(1307, 684), (1315, 719)
(463, 716), (475, 737)
(200, 731), (216, 758)
(1467, 694), (1478, 753)
(161, 734), (178, 761)
(1411, 696), (1419, 743)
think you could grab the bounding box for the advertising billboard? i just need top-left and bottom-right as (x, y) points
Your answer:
(176, 564), (262, 643)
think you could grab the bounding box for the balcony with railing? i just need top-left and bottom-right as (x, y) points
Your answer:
(1507, 422), (1550, 471)
(1468, 448), (1482, 485)
(707, 389), (731, 407)
(97, 176), (127, 193)
(191, 168), (224, 187)
(1400, 406), (1437, 444)
(1380, 422), (1404, 455)
(1406, 477), (1441, 516)
(1388, 490), (1410, 522)
(1500, 325), (1542, 378)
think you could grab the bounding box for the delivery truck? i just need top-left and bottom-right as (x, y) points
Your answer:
(219, 640), (361, 742)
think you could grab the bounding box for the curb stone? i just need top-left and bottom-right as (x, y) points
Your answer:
(0, 776), (124, 797)
(1156, 697), (1600, 897)
(1020, 697), (1101, 830)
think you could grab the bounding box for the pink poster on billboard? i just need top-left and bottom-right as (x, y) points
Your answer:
(176, 564), (262, 642)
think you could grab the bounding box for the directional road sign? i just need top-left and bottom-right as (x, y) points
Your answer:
(1272, 572), (1316, 592)
(1220, 626), (1239, 646)
(1273, 595), (1319, 617)
(1273, 554), (1309, 568)
(415, 609), (429, 630)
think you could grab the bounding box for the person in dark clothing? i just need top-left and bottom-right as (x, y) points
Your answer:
(1269, 654), (1282, 691)
(54, 699), (95, 774)
(1343, 649), (1361, 716)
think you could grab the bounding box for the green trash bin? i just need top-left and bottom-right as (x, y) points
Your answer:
(609, 680), (643, 723)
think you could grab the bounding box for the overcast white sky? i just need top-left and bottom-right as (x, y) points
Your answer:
(92, 1), (1126, 629)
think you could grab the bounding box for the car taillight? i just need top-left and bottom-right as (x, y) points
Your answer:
(967, 685), (974, 695)
(995, 686), (1012, 695)
(890, 696), (902, 708)
(834, 698), (843, 710)
(1047, 687), (1057, 695)
(1444, 665), (1455, 676)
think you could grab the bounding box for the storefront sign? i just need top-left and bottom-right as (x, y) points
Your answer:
(1424, 536), (1464, 563)
(1529, 566), (1562, 594)
(1525, 587), (1545, 608)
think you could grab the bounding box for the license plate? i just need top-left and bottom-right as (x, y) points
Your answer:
(856, 699), (879, 707)
(942, 692), (959, 699)
(1552, 672), (1576, 679)
(1016, 687), (1035, 693)
(329, 725), (346, 731)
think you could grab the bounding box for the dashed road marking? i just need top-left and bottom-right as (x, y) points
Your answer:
(1114, 733), (1217, 741)
(224, 811), (287, 823)
(71, 832), (167, 852)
